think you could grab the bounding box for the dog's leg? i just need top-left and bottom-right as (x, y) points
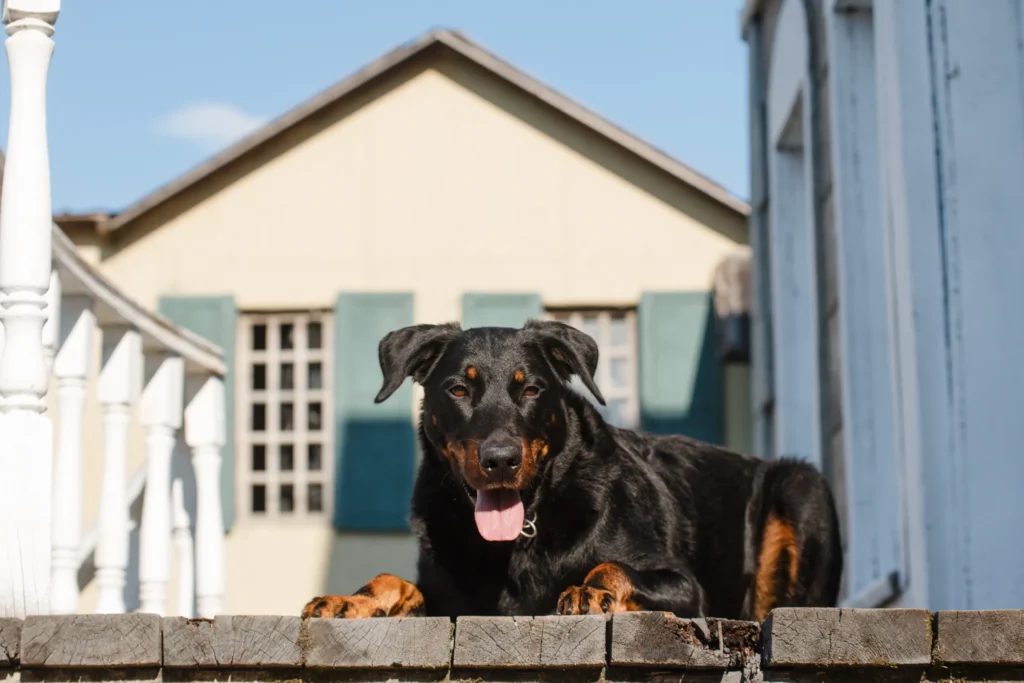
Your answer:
(301, 573), (426, 618)
(742, 458), (844, 622)
(556, 561), (707, 617)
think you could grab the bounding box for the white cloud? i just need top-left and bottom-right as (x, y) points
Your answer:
(154, 102), (269, 152)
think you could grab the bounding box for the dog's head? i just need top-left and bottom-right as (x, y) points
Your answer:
(374, 319), (605, 542)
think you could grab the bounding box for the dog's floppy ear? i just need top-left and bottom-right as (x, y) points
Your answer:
(375, 322), (462, 403)
(524, 319), (606, 406)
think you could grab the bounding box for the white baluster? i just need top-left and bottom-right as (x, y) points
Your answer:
(0, 0), (60, 618)
(49, 295), (94, 614)
(171, 477), (194, 618)
(137, 353), (183, 615)
(184, 373), (225, 618)
(41, 270), (59, 373)
(95, 326), (142, 613)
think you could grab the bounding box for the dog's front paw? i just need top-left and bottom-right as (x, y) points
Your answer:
(302, 595), (387, 618)
(556, 585), (620, 615)
(301, 574), (426, 619)
(556, 563), (643, 615)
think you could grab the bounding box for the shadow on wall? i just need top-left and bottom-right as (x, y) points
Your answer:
(322, 417), (420, 595)
(639, 298), (724, 444)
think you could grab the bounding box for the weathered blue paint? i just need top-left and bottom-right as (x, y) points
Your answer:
(158, 295), (237, 532)
(825, 6), (903, 604)
(461, 293), (543, 330)
(333, 293), (416, 531)
(638, 292), (723, 445)
(923, 0), (1024, 610)
(744, 14), (776, 462)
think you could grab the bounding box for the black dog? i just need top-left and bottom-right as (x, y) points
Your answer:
(302, 320), (842, 620)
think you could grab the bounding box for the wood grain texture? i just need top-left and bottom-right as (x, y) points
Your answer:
(163, 616), (301, 667)
(453, 615), (606, 669)
(0, 619), (20, 667)
(934, 610), (1024, 665)
(610, 612), (758, 669)
(761, 608), (932, 667)
(20, 614), (161, 668)
(304, 616), (453, 669)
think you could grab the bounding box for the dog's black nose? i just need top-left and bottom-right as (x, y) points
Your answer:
(480, 441), (522, 481)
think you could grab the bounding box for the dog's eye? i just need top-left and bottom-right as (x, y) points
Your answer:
(521, 385), (541, 399)
(449, 385), (468, 398)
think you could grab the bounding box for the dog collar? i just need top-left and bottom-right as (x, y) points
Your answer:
(520, 513), (538, 539)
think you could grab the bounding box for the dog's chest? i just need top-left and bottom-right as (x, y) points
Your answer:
(491, 540), (566, 614)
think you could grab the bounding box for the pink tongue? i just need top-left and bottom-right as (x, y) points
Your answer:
(474, 489), (525, 542)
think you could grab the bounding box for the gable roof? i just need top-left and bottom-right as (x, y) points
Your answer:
(100, 28), (749, 235)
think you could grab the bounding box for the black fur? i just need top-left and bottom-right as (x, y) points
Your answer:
(369, 321), (841, 618)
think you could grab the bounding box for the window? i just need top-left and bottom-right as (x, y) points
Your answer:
(237, 312), (333, 521)
(546, 309), (639, 429)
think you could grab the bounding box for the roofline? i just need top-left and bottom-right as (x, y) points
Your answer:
(739, 0), (764, 35)
(0, 149), (225, 376)
(103, 28), (748, 235)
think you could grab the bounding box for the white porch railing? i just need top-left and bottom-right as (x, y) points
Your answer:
(0, 0), (228, 618)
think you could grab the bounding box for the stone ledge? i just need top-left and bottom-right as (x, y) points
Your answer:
(0, 608), (1017, 676)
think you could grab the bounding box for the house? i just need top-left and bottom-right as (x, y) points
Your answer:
(52, 29), (751, 615)
(740, 0), (1024, 611)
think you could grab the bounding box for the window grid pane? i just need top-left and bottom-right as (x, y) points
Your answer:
(237, 311), (335, 521)
(544, 308), (639, 429)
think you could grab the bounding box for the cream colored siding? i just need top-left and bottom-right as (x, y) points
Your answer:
(99, 62), (740, 321)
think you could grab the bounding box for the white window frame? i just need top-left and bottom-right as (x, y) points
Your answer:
(236, 310), (334, 523)
(545, 308), (640, 430)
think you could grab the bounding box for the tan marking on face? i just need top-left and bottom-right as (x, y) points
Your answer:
(466, 366), (477, 380)
(431, 414), (437, 426)
(514, 369), (525, 383)
(551, 412), (558, 424)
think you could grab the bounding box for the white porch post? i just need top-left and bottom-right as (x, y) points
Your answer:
(49, 296), (95, 614)
(138, 354), (184, 615)
(171, 477), (194, 618)
(184, 373), (225, 618)
(0, 0), (60, 618)
(41, 270), (60, 373)
(95, 326), (142, 613)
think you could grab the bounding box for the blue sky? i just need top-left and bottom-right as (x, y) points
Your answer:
(0, 1), (749, 214)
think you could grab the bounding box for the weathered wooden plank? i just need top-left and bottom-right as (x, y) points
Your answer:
(610, 612), (758, 669)
(761, 608), (931, 667)
(0, 619), (20, 667)
(453, 615), (606, 669)
(20, 614), (161, 667)
(163, 618), (217, 667)
(304, 617), (453, 669)
(934, 610), (1024, 664)
(163, 615), (301, 667)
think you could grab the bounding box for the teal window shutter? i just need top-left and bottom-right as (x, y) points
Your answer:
(158, 295), (238, 532)
(638, 292), (724, 444)
(461, 293), (543, 329)
(333, 293), (416, 531)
